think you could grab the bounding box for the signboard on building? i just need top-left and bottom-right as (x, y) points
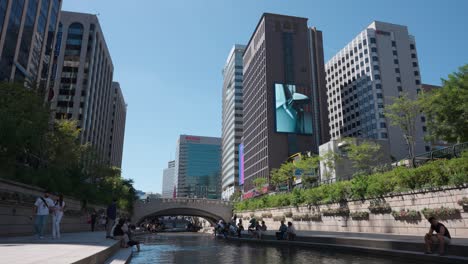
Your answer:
(239, 143), (244, 185)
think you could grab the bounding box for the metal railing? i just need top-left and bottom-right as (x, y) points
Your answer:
(137, 197), (232, 206)
(412, 142), (468, 167)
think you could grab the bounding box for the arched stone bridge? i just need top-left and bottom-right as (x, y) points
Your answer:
(133, 198), (233, 225)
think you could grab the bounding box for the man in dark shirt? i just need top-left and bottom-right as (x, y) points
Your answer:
(106, 199), (117, 238)
(424, 216), (451, 255)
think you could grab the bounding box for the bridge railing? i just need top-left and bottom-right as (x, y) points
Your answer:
(136, 198), (232, 206)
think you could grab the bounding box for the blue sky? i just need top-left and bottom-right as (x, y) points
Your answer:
(62, 0), (468, 193)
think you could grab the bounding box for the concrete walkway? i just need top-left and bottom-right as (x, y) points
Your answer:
(0, 231), (121, 264)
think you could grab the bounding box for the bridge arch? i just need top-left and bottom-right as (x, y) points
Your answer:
(133, 198), (233, 226)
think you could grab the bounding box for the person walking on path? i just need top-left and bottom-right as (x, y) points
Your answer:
(33, 190), (54, 239)
(90, 210), (97, 232)
(424, 217), (451, 255)
(52, 194), (65, 239)
(106, 199), (118, 238)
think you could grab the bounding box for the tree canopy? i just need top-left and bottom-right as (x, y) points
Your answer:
(0, 82), (136, 212)
(420, 64), (468, 143)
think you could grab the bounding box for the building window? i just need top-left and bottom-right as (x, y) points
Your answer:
(410, 44), (415, 50)
(373, 65), (379, 70)
(371, 47), (377, 52)
(425, 146), (431, 152)
(421, 116), (426, 122)
(370, 37), (376, 44)
(372, 56), (378, 62)
(422, 126), (427, 132)
(411, 53), (417, 59)
(392, 41), (396, 47)
(396, 77), (401, 82)
(377, 93), (383, 99)
(374, 74), (380, 80)
(397, 86), (403, 92)
(395, 68), (400, 73)
(413, 62), (418, 67)
(380, 122), (387, 128)
(392, 50), (398, 56)
(394, 59), (399, 64)
(414, 71), (419, 76)
(381, 132), (388, 138)
(415, 80), (421, 85)
(376, 84), (382, 89)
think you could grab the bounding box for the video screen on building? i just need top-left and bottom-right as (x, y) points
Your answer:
(275, 83), (313, 134)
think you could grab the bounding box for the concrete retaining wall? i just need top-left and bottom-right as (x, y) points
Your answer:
(0, 178), (106, 236)
(236, 187), (468, 237)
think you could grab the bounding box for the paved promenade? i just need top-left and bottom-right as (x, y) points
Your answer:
(0, 231), (119, 264)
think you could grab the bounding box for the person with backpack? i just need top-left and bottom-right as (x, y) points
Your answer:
(52, 194), (65, 239)
(33, 190), (54, 239)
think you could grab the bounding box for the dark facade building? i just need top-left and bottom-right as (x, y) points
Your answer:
(0, 0), (62, 86)
(242, 13), (328, 192)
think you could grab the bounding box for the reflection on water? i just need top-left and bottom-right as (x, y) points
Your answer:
(129, 233), (399, 264)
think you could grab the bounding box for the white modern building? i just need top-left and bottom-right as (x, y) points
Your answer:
(221, 44), (245, 200)
(162, 160), (175, 198)
(319, 138), (391, 182)
(325, 21), (430, 161)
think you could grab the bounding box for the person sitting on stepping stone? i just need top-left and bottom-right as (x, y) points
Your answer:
(424, 216), (451, 256)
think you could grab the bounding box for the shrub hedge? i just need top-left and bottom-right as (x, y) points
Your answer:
(234, 154), (468, 212)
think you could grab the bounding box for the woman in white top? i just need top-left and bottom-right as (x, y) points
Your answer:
(52, 194), (65, 239)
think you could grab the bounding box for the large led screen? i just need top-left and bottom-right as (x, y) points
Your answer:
(275, 83), (313, 134)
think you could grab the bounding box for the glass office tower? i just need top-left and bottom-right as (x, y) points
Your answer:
(221, 44), (245, 200)
(175, 135), (221, 199)
(0, 0), (62, 86)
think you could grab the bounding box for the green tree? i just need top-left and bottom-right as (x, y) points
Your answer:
(294, 155), (320, 187)
(229, 190), (242, 202)
(0, 82), (50, 173)
(343, 138), (381, 174)
(253, 177), (267, 192)
(0, 82), (138, 212)
(385, 93), (420, 164)
(420, 64), (468, 143)
(270, 161), (295, 190)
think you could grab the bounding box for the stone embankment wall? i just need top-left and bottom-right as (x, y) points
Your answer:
(0, 178), (106, 236)
(237, 187), (468, 237)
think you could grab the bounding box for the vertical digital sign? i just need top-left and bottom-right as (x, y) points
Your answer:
(238, 143), (244, 185)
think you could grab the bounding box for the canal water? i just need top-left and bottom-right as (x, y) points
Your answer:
(129, 233), (401, 264)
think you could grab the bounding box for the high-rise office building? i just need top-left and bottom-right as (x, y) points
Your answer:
(221, 44), (245, 200)
(325, 21), (429, 160)
(108, 82), (127, 168)
(174, 135), (221, 199)
(0, 0), (62, 85)
(49, 11), (123, 166)
(162, 160), (175, 198)
(242, 13), (327, 193)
